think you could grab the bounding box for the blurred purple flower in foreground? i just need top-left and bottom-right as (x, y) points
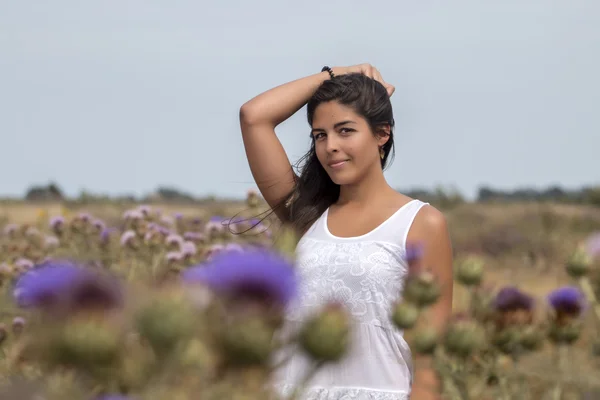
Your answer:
(12, 260), (123, 313)
(548, 286), (586, 318)
(494, 286), (534, 312)
(182, 248), (298, 306)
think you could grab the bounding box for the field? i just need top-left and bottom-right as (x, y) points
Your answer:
(0, 198), (599, 399)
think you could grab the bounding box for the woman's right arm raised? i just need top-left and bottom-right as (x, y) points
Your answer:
(239, 69), (335, 222)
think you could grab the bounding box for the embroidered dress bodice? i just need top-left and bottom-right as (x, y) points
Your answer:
(272, 199), (429, 400)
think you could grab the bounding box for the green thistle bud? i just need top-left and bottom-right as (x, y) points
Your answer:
(444, 317), (485, 357)
(220, 316), (274, 366)
(565, 247), (591, 278)
(491, 326), (521, 354)
(548, 321), (582, 344)
(179, 338), (216, 373)
(403, 271), (441, 308)
(455, 256), (484, 286)
(519, 325), (543, 351)
(299, 303), (350, 362)
(135, 293), (197, 356)
(391, 301), (420, 330)
(51, 318), (121, 368)
(411, 327), (438, 355)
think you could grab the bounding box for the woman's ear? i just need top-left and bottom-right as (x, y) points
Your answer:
(375, 124), (391, 146)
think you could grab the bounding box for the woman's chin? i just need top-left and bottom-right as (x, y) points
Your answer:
(328, 172), (356, 186)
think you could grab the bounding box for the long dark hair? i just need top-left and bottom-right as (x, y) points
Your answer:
(273, 73), (396, 235)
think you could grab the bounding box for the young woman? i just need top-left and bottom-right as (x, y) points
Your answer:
(240, 64), (454, 400)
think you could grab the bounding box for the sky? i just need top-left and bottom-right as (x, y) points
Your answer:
(1, 0), (598, 200)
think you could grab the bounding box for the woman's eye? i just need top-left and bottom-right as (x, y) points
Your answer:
(314, 132), (326, 140)
(339, 128), (354, 134)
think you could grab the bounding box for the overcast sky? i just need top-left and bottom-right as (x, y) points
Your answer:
(1, 0), (598, 200)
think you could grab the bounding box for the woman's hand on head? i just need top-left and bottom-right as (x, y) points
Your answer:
(332, 64), (395, 97)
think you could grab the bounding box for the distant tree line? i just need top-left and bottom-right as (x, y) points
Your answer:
(10, 182), (600, 207)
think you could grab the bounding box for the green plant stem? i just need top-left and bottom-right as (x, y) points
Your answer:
(498, 375), (511, 400)
(452, 357), (471, 400)
(511, 352), (530, 400)
(551, 344), (568, 400)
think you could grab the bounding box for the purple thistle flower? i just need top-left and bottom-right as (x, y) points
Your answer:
(548, 286), (586, 317)
(147, 223), (171, 236)
(166, 251), (184, 263)
(12, 260), (123, 313)
(49, 216), (64, 230)
(205, 220), (225, 235)
(181, 247), (298, 306)
(3, 223), (19, 236)
(144, 230), (158, 242)
(180, 241), (197, 257)
(77, 212), (92, 222)
(15, 258), (34, 270)
(205, 243), (225, 259)
(120, 230), (137, 247)
(95, 395), (133, 400)
(123, 209), (144, 220)
(12, 316), (25, 334)
(166, 234), (184, 246)
(100, 228), (116, 244)
(12, 316), (25, 328)
(493, 286), (535, 312)
(137, 205), (152, 216)
(92, 219), (106, 231)
(183, 231), (205, 242)
(174, 212), (184, 220)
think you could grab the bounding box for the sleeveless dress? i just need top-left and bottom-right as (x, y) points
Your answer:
(272, 199), (429, 400)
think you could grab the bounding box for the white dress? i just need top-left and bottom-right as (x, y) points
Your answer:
(272, 199), (429, 400)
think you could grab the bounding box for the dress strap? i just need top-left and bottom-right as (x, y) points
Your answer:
(370, 199), (429, 247)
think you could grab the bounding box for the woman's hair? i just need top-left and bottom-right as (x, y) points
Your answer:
(275, 73), (396, 234)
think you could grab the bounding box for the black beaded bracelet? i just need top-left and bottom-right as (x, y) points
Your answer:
(321, 66), (335, 79)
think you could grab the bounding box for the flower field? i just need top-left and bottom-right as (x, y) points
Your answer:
(0, 195), (599, 399)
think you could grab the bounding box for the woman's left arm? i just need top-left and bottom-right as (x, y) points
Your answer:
(406, 205), (454, 399)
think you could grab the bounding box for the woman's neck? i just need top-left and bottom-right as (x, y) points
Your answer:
(337, 168), (394, 206)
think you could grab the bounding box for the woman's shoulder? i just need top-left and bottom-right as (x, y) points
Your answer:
(404, 198), (449, 242)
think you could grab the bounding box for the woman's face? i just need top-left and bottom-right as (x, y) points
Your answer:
(311, 101), (388, 185)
